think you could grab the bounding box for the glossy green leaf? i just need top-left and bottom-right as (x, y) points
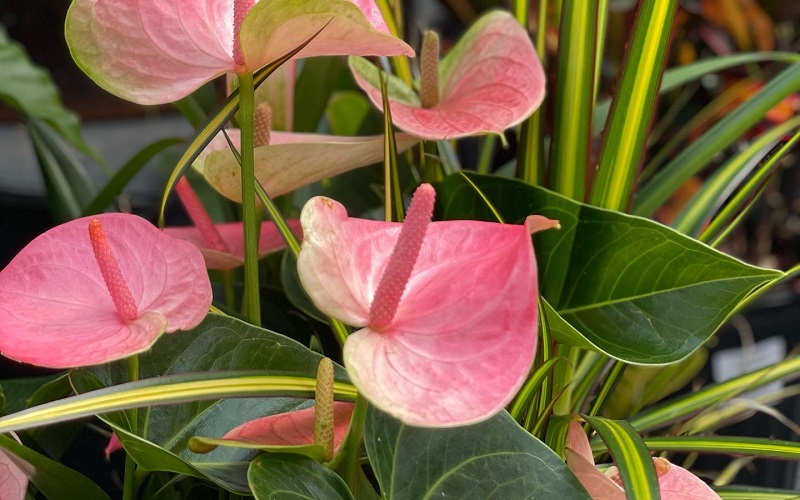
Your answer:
(75, 314), (352, 492)
(327, 91), (372, 136)
(365, 408), (590, 499)
(630, 355), (800, 432)
(248, 454), (354, 499)
(0, 434), (110, 500)
(0, 28), (95, 157)
(549, 0), (597, 200)
(437, 173), (781, 363)
(583, 416), (660, 500)
(591, 0), (678, 210)
(634, 62), (800, 216)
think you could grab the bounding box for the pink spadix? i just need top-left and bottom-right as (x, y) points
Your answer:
(297, 184), (553, 427)
(369, 184), (434, 331)
(89, 219), (139, 323)
(174, 178), (230, 254)
(0, 213), (211, 368)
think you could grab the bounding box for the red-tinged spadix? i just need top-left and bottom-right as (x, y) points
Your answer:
(163, 178), (302, 270)
(0, 450), (27, 500)
(0, 213), (211, 368)
(297, 184), (553, 427)
(189, 402), (354, 457)
(194, 129), (419, 202)
(65, 0), (413, 105)
(565, 421), (721, 499)
(349, 10), (545, 140)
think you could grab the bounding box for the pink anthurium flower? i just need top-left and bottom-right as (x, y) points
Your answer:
(163, 178), (302, 270)
(189, 402), (354, 458)
(297, 184), (559, 427)
(0, 213), (212, 368)
(104, 433), (124, 459)
(349, 10), (545, 140)
(0, 450), (27, 500)
(565, 421), (722, 499)
(65, 0), (413, 105)
(194, 128), (419, 202)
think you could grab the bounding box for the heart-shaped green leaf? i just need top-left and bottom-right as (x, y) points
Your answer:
(248, 454), (354, 499)
(72, 314), (348, 493)
(436, 173), (782, 364)
(365, 408), (590, 499)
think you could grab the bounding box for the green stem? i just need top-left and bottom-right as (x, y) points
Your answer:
(222, 270), (236, 310)
(342, 394), (369, 492)
(122, 355), (139, 500)
(586, 361), (625, 417)
(517, 0), (548, 185)
(552, 344), (577, 415)
(238, 71), (261, 327)
(476, 135), (497, 175)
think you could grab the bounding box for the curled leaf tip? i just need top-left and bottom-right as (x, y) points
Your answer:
(525, 215), (561, 234)
(89, 219), (138, 322)
(369, 183), (435, 330)
(188, 436), (218, 454)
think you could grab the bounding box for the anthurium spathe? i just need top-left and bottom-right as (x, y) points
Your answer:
(0, 213), (211, 368)
(565, 421), (722, 499)
(0, 450), (27, 500)
(163, 178), (302, 270)
(65, 0), (413, 105)
(349, 10), (545, 140)
(194, 128), (419, 201)
(297, 184), (558, 427)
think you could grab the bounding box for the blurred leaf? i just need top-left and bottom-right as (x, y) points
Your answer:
(280, 251), (327, 323)
(83, 137), (184, 215)
(0, 28), (96, 158)
(0, 434), (110, 500)
(327, 91), (371, 136)
(673, 117), (800, 236)
(437, 173), (781, 364)
(583, 416), (660, 500)
(630, 355), (800, 432)
(549, 0), (597, 200)
(294, 57), (345, 132)
(591, 0), (678, 210)
(248, 454), (354, 499)
(634, 62), (800, 216)
(638, 436), (800, 461)
(365, 408), (590, 499)
(715, 485), (800, 499)
(0, 375), (62, 416)
(604, 348), (707, 419)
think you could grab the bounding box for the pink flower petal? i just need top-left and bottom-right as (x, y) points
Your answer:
(0, 450), (27, 500)
(197, 130), (418, 201)
(566, 421), (595, 463)
(66, 0), (411, 105)
(350, 11), (545, 140)
(565, 449), (626, 500)
(657, 460), (721, 499)
(297, 195), (538, 427)
(217, 401), (354, 454)
(164, 220), (302, 271)
(104, 433), (124, 459)
(0, 213), (211, 368)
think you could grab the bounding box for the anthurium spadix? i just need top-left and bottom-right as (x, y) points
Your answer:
(565, 422), (721, 499)
(66, 0), (413, 105)
(0, 213), (211, 368)
(194, 128), (419, 202)
(349, 10), (545, 140)
(297, 184), (558, 427)
(163, 178), (302, 270)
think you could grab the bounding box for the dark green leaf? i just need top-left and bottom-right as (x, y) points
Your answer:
(294, 57), (345, 132)
(248, 454), (354, 499)
(365, 408), (590, 499)
(0, 434), (110, 500)
(715, 485), (800, 499)
(437, 173), (781, 363)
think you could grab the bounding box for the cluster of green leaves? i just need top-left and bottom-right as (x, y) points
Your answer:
(1, 0), (799, 499)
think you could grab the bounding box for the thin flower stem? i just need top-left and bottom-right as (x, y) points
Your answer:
(476, 135), (497, 175)
(586, 360), (625, 418)
(222, 270), (236, 310)
(342, 394), (369, 491)
(238, 71), (261, 327)
(517, 0), (547, 185)
(552, 344), (578, 415)
(122, 355), (139, 500)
